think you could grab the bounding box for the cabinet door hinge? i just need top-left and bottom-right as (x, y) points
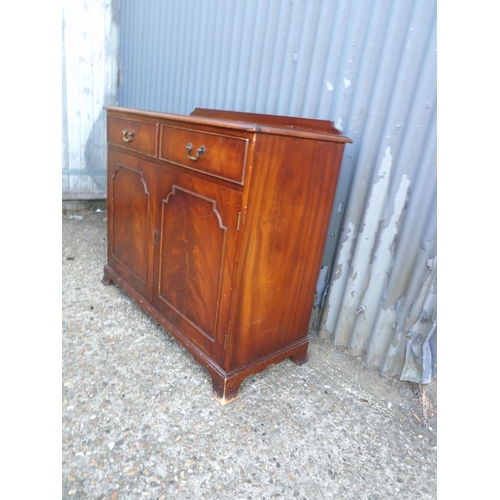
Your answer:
(154, 229), (159, 246)
(236, 212), (242, 231)
(223, 335), (228, 350)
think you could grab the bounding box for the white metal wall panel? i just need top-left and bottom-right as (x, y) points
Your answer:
(118, 0), (437, 383)
(62, 0), (119, 200)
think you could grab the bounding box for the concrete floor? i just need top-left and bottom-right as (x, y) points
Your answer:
(62, 210), (437, 500)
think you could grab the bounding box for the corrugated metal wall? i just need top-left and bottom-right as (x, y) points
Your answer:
(62, 0), (119, 200)
(117, 0), (437, 383)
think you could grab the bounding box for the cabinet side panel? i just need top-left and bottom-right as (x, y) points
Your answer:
(230, 135), (345, 369)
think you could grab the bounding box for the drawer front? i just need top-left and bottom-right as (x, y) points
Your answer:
(108, 116), (158, 157)
(159, 125), (249, 185)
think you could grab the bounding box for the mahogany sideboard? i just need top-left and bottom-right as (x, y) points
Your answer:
(103, 106), (351, 404)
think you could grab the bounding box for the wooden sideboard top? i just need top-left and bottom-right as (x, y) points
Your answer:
(104, 106), (352, 144)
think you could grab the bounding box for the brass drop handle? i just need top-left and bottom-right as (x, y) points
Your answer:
(186, 143), (205, 161)
(122, 129), (135, 142)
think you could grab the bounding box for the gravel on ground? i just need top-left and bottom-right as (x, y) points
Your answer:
(62, 210), (437, 500)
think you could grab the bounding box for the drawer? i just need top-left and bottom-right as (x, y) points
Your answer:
(108, 116), (158, 157)
(159, 125), (249, 185)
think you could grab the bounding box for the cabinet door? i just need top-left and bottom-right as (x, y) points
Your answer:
(153, 166), (242, 362)
(107, 149), (156, 302)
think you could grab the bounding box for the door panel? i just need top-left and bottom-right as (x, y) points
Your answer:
(107, 149), (155, 301)
(153, 166), (241, 361)
(158, 186), (227, 341)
